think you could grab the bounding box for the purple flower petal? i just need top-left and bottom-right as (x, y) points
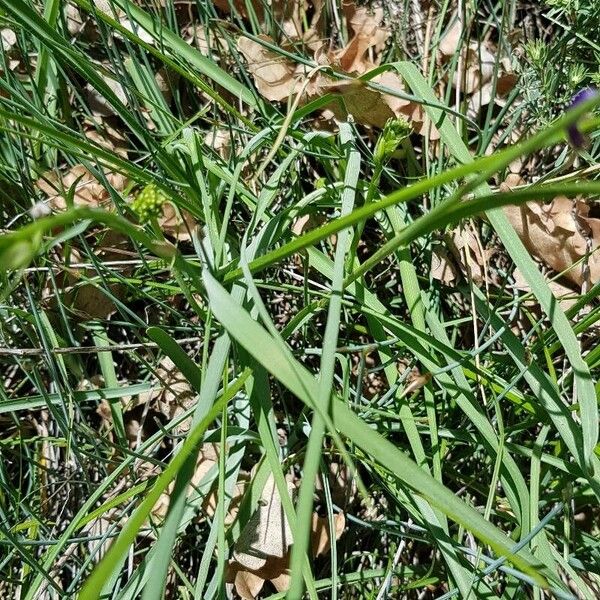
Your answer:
(570, 87), (598, 108)
(567, 87), (598, 149)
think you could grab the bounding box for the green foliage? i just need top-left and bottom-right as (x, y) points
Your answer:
(131, 183), (167, 223)
(0, 1), (600, 600)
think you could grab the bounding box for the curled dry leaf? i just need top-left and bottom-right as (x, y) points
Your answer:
(214, 0), (324, 46)
(36, 165), (129, 318)
(431, 246), (458, 285)
(238, 35), (435, 133)
(227, 473), (345, 599)
(502, 175), (600, 288)
(84, 121), (129, 158)
(157, 202), (196, 241)
(512, 268), (579, 312)
(237, 35), (303, 102)
(0, 27), (23, 84)
(42, 231), (130, 320)
(205, 128), (233, 160)
(136, 356), (197, 434)
(439, 14), (517, 116)
(150, 442), (248, 530)
(431, 227), (488, 285)
(36, 164), (127, 211)
(86, 68), (129, 117)
(151, 443), (218, 521)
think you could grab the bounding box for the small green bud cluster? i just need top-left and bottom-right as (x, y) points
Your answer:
(374, 117), (411, 165)
(132, 183), (166, 223)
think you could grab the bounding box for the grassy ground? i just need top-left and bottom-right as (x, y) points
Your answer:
(1, 0), (600, 598)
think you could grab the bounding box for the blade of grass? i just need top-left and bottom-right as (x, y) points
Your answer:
(202, 268), (556, 590)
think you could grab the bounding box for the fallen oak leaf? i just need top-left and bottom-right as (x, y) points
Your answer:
(227, 473), (345, 599)
(36, 164), (127, 211)
(237, 35), (301, 102)
(502, 175), (600, 288)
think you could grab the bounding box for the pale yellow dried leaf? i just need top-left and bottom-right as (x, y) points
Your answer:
(86, 71), (129, 117)
(512, 268), (579, 311)
(439, 16), (462, 56)
(151, 443), (220, 521)
(431, 248), (458, 284)
(84, 122), (129, 158)
(237, 35), (299, 101)
(204, 128), (232, 160)
(502, 177), (600, 287)
(158, 202), (196, 241)
(233, 474), (294, 570)
(451, 227), (487, 284)
(36, 165), (127, 211)
(272, 0), (305, 38)
(135, 356), (196, 433)
(1, 28), (17, 51)
(228, 503), (344, 599)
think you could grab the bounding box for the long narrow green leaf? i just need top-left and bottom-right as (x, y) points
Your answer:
(202, 269), (555, 589)
(395, 61), (599, 475)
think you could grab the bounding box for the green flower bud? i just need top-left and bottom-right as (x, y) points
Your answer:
(374, 117), (411, 165)
(132, 183), (167, 223)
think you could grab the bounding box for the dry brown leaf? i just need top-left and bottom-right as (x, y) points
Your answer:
(334, 4), (389, 73)
(431, 248), (458, 285)
(315, 461), (357, 508)
(451, 227), (488, 284)
(272, 0), (305, 39)
(213, 0), (265, 20)
(236, 8), (440, 134)
(237, 35), (300, 102)
(228, 474), (345, 599)
(41, 231), (130, 320)
(439, 16), (463, 57)
(432, 227), (488, 284)
(439, 14), (517, 116)
(36, 165), (127, 211)
(233, 475), (295, 571)
(86, 71), (129, 117)
(157, 202), (196, 241)
(184, 23), (228, 58)
(502, 176), (600, 287)
(512, 268), (579, 311)
(135, 356), (197, 433)
(204, 128), (233, 160)
(155, 67), (179, 105)
(84, 122), (129, 158)
(151, 443), (219, 521)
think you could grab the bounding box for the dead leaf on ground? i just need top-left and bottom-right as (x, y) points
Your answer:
(439, 14), (517, 116)
(36, 164), (127, 211)
(432, 227), (488, 284)
(512, 267), (579, 311)
(157, 202), (196, 241)
(227, 473), (345, 599)
(42, 231), (130, 319)
(36, 163), (131, 321)
(151, 442), (218, 521)
(238, 35), (436, 133)
(84, 121), (129, 158)
(502, 175), (600, 288)
(205, 128), (233, 160)
(86, 69), (129, 118)
(431, 246), (458, 285)
(134, 356), (197, 434)
(237, 35), (304, 102)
